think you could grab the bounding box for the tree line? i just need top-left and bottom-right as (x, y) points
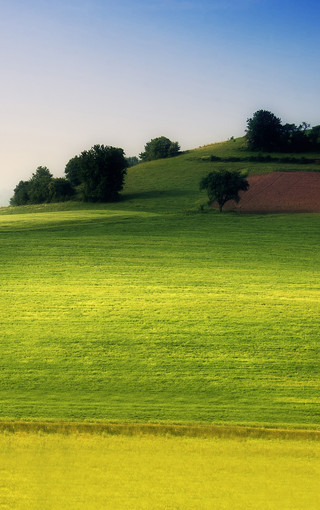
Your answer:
(10, 110), (320, 207)
(10, 136), (180, 206)
(245, 110), (320, 152)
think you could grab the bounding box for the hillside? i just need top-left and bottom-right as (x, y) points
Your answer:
(0, 138), (320, 428)
(2, 136), (320, 216)
(120, 137), (320, 213)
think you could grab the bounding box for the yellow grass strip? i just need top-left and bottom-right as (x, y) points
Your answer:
(1, 432), (320, 510)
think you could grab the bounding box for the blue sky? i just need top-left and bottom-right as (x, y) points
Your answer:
(1, 0), (319, 204)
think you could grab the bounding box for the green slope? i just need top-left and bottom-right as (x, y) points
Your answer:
(3, 137), (320, 215)
(1, 138), (320, 427)
(121, 137), (320, 213)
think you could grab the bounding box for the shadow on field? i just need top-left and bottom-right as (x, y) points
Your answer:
(1, 421), (320, 440)
(122, 189), (192, 201)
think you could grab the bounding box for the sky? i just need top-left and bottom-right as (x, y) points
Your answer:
(0, 0), (319, 205)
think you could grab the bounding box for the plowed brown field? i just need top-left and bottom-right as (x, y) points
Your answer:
(218, 172), (320, 213)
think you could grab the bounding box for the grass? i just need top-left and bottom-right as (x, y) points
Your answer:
(1, 431), (320, 509)
(1, 139), (320, 509)
(0, 207), (319, 426)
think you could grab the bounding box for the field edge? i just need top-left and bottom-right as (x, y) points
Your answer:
(1, 420), (320, 441)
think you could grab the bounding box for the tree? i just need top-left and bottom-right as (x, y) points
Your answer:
(65, 145), (127, 202)
(10, 180), (30, 206)
(48, 177), (74, 202)
(282, 122), (310, 152)
(28, 166), (53, 204)
(64, 155), (82, 187)
(139, 136), (180, 162)
(200, 169), (249, 212)
(308, 125), (320, 149)
(126, 156), (139, 167)
(245, 110), (283, 151)
(245, 109), (318, 152)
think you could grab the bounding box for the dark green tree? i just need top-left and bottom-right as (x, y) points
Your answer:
(49, 177), (74, 202)
(10, 180), (30, 206)
(139, 136), (180, 162)
(245, 110), (318, 152)
(64, 155), (82, 187)
(308, 125), (320, 149)
(28, 166), (53, 204)
(126, 156), (139, 167)
(65, 145), (127, 202)
(245, 110), (283, 151)
(200, 169), (249, 212)
(282, 122), (310, 152)
(10, 167), (76, 206)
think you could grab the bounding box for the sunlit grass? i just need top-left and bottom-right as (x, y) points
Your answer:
(0, 209), (319, 425)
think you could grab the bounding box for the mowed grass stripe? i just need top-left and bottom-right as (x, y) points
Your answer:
(0, 209), (320, 425)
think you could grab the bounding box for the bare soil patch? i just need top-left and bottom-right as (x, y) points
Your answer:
(217, 172), (320, 213)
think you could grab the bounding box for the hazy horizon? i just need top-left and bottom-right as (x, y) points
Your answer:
(1, 0), (319, 205)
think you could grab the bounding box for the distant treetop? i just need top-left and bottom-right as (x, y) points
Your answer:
(139, 136), (180, 162)
(246, 109), (320, 152)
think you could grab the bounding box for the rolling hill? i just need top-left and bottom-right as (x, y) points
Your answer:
(1, 137), (320, 508)
(121, 136), (320, 213)
(0, 137), (320, 428)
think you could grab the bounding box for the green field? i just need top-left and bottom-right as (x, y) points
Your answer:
(1, 139), (320, 508)
(1, 431), (320, 509)
(1, 154), (320, 425)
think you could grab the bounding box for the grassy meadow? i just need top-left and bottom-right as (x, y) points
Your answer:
(1, 138), (320, 508)
(1, 157), (320, 425)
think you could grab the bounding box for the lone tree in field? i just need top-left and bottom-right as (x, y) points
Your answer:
(139, 136), (180, 162)
(200, 169), (249, 212)
(65, 145), (127, 202)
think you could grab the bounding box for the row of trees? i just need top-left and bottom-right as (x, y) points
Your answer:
(10, 146), (128, 206)
(10, 136), (181, 206)
(11, 163), (250, 213)
(10, 110), (320, 207)
(11, 167), (74, 206)
(246, 110), (320, 152)
(10, 145), (128, 206)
